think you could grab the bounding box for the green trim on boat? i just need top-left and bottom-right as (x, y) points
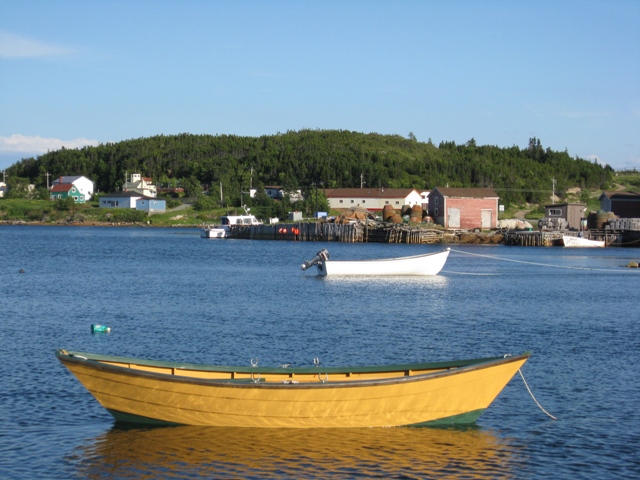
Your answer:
(107, 409), (182, 426)
(408, 409), (486, 427)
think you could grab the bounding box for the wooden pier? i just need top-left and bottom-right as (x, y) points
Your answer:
(502, 231), (563, 246)
(231, 222), (445, 244)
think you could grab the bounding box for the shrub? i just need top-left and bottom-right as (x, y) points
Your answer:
(110, 208), (148, 223)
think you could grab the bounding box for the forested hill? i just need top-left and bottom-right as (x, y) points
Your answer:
(8, 130), (612, 205)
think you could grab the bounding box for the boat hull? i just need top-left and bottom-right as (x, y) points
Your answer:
(562, 235), (605, 248)
(200, 227), (229, 238)
(317, 249), (450, 276)
(56, 349), (528, 428)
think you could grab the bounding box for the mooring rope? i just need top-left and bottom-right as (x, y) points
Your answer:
(448, 248), (637, 273)
(518, 369), (557, 420)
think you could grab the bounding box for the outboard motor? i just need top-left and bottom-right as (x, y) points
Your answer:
(300, 249), (330, 271)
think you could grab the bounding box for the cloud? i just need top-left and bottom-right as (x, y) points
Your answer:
(0, 134), (99, 155)
(0, 31), (75, 58)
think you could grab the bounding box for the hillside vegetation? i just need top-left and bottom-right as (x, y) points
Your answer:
(5, 130), (613, 210)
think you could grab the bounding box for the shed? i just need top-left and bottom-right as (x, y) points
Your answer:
(543, 203), (586, 230)
(427, 187), (499, 229)
(599, 191), (640, 218)
(136, 198), (166, 213)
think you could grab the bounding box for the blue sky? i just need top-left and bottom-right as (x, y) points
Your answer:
(1, 0), (638, 174)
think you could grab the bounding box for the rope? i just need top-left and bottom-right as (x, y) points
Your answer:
(448, 248), (638, 273)
(518, 369), (557, 420)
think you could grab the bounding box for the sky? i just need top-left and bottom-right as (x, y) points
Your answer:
(1, 0), (639, 174)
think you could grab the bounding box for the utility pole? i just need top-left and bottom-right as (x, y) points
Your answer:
(552, 178), (556, 204)
(45, 172), (51, 189)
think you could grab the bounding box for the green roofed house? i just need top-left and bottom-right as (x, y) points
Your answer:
(50, 184), (85, 203)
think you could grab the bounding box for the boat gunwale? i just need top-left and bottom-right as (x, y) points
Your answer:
(323, 249), (450, 265)
(56, 349), (530, 390)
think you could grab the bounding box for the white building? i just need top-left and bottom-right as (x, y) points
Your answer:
(322, 188), (423, 211)
(123, 173), (157, 198)
(0, 181), (6, 198)
(51, 175), (94, 200)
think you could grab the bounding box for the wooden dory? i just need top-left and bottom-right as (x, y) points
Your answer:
(300, 248), (450, 276)
(56, 349), (529, 428)
(562, 234), (605, 248)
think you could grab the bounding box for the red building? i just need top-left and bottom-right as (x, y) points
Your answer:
(428, 187), (499, 230)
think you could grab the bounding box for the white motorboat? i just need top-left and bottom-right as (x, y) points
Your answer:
(301, 248), (450, 276)
(201, 215), (262, 239)
(562, 234), (605, 248)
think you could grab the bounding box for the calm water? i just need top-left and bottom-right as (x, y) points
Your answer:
(1, 225), (639, 479)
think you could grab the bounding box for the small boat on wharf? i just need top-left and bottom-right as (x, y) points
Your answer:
(562, 234), (605, 248)
(201, 214), (262, 239)
(55, 349), (529, 428)
(300, 248), (450, 276)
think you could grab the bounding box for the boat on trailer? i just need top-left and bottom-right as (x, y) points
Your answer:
(56, 349), (529, 428)
(562, 234), (605, 248)
(301, 248), (450, 276)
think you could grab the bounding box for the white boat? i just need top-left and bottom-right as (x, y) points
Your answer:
(562, 234), (605, 248)
(201, 215), (262, 239)
(301, 248), (450, 276)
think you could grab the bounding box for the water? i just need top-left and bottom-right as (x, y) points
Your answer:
(1, 225), (639, 479)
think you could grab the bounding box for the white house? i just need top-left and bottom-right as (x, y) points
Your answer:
(264, 185), (303, 202)
(123, 173), (157, 198)
(51, 175), (94, 200)
(322, 188), (423, 211)
(0, 181), (6, 198)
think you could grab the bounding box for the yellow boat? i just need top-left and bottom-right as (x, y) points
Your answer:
(56, 349), (530, 428)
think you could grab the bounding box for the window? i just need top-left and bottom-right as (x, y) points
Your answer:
(385, 201), (389, 205)
(351, 200), (354, 203)
(362, 200), (366, 204)
(434, 197), (439, 205)
(339, 200), (343, 203)
(435, 208), (439, 216)
(549, 209), (562, 216)
(395, 201), (400, 205)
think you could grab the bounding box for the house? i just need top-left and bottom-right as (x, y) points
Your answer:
(264, 185), (303, 202)
(136, 197), (166, 213)
(99, 192), (145, 209)
(428, 187), (499, 229)
(123, 173), (157, 198)
(0, 181), (6, 198)
(599, 191), (640, 218)
(541, 203), (586, 230)
(50, 184), (86, 203)
(419, 190), (430, 211)
(51, 176), (94, 200)
(322, 188), (422, 211)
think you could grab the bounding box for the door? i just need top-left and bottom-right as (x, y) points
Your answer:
(447, 208), (460, 228)
(481, 209), (493, 229)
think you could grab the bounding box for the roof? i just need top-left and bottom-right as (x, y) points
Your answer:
(101, 191), (152, 199)
(431, 187), (498, 198)
(600, 191), (640, 200)
(52, 175), (91, 184)
(50, 184), (74, 193)
(323, 188), (418, 199)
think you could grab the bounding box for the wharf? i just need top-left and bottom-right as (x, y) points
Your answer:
(231, 222), (446, 244)
(503, 229), (640, 247)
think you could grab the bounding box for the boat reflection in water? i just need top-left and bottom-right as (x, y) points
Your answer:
(70, 424), (519, 478)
